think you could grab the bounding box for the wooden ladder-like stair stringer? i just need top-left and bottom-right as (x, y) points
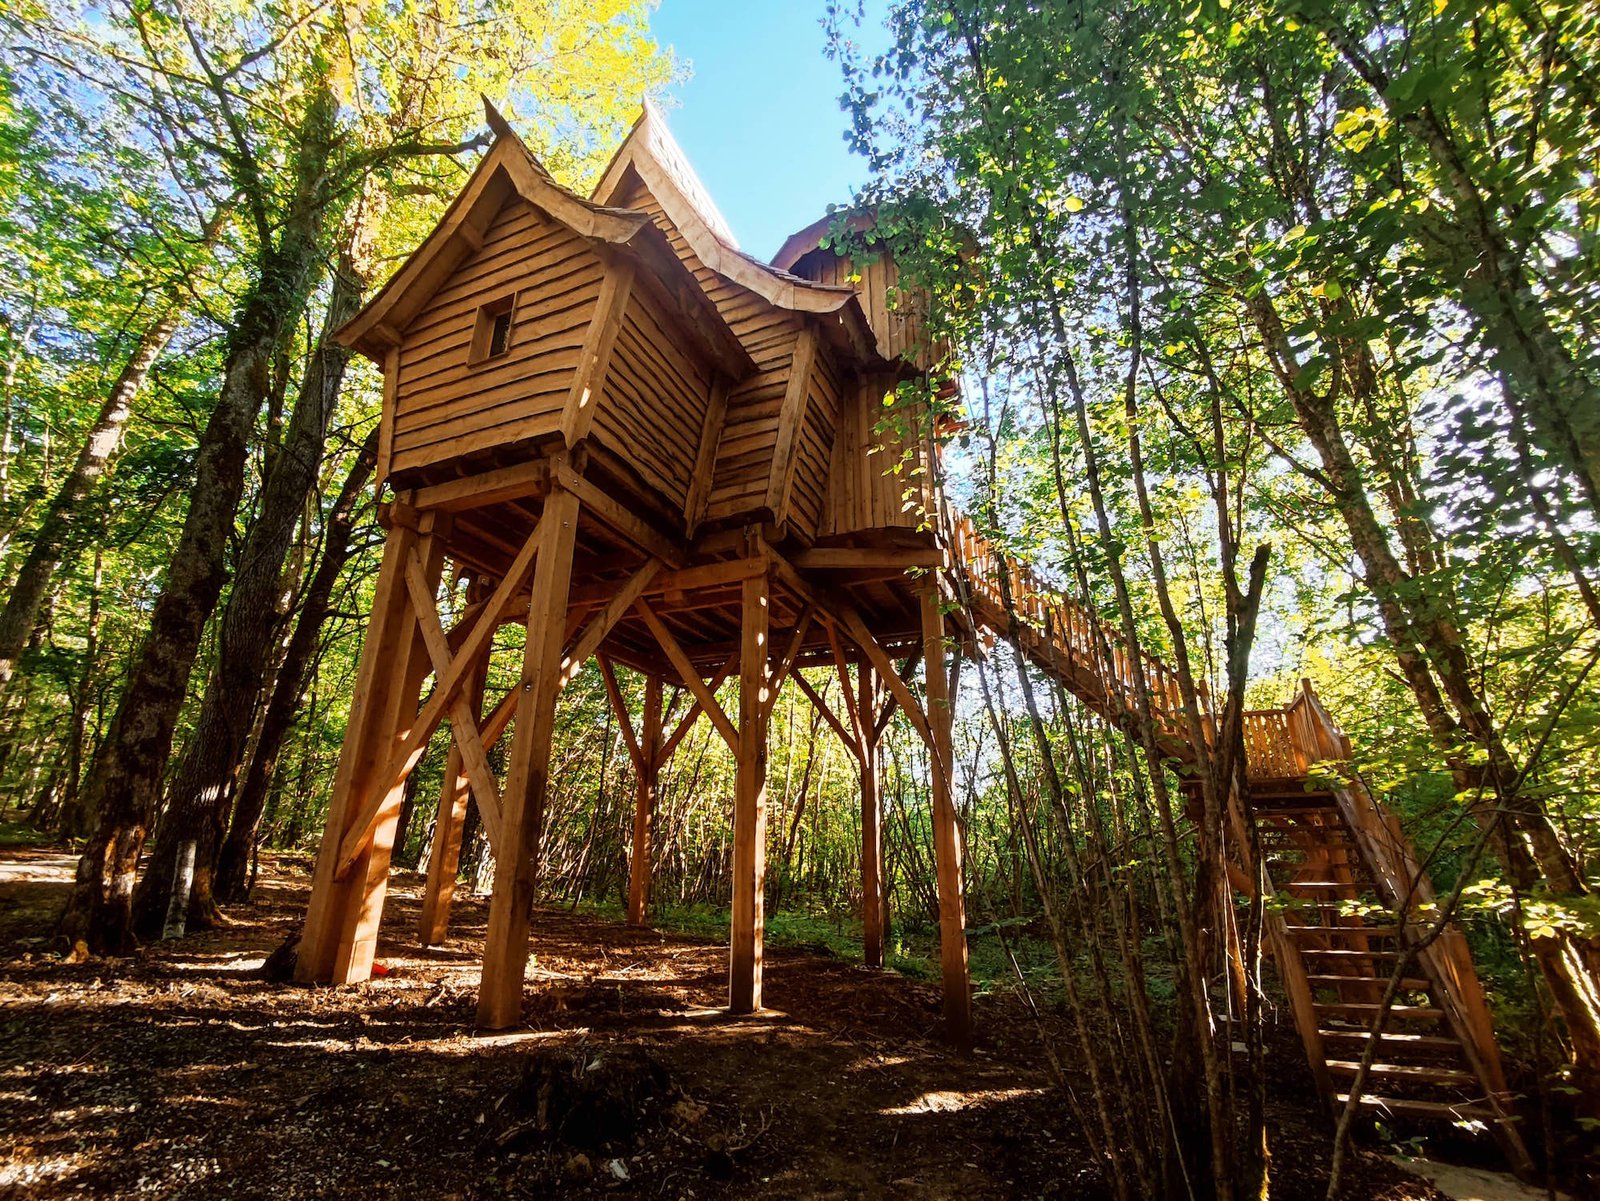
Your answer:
(1250, 778), (1532, 1175)
(942, 515), (1531, 1173)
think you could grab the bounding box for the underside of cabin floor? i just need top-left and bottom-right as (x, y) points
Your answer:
(404, 451), (945, 681)
(0, 847), (1459, 1201)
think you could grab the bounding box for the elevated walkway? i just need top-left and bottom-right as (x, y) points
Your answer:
(944, 513), (1532, 1173)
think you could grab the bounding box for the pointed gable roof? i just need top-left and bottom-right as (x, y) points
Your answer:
(591, 103), (883, 353)
(337, 105), (753, 381)
(596, 97), (740, 248)
(771, 210), (881, 273)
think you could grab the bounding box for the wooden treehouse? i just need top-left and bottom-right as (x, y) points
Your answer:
(298, 101), (1528, 1168)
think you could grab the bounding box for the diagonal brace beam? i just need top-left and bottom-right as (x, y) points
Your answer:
(332, 514), (543, 875)
(634, 598), (739, 752)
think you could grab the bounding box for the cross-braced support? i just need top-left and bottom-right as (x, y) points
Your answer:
(418, 585), (491, 947)
(295, 474), (972, 1045)
(297, 506), (448, 984)
(598, 660), (667, 927)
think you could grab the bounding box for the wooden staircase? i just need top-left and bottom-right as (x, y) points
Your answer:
(943, 514), (1533, 1172)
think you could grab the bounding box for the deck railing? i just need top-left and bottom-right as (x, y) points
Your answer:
(945, 512), (1196, 745)
(1241, 708), (1302, 779)
(943, 515), (1524, 1162)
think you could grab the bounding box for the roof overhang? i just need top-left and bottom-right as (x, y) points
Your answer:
(592, 103), (890, 368)
(771, 209), (879, 273)
(337, 120), (754, 381)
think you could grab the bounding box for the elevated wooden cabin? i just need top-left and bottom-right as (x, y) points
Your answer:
(299, 101), (971, 1039)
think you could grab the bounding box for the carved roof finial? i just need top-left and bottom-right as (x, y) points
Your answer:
(482, 95), (515, 141)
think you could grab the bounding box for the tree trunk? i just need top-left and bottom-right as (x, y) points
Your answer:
(1313, 15), (1600, 512)
(57, 100), (334, 956)
(59, 545), (105, 839)
(0, 307), (181, 694)
(1248, 287), (1600, 1113)
(133, 255), (363, 937)
(214, 426), (378, 902)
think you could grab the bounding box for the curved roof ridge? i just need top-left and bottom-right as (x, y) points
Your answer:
(594, 98), (739, 247)
(591, 102), (862, 314)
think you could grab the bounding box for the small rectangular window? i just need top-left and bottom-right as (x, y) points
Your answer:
(469, 296), (516, 364)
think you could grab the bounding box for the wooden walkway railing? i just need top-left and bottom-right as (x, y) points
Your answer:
(1285, 685), (1519, 1113)
(945, 513), (1196, 754)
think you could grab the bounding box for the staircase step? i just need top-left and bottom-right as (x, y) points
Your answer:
(1286, 881), (1363, 889)
(1285, 924), (1400, 938)
(1327, 1060), (1477, 1087)
(1315, 1002), (1443, 1022)
(1300, 947), (1401, 960)
(1312, 1029), (1465, 1055)
(1333, 1094), (1498, 1123)
(1306, 975), (1431, 992)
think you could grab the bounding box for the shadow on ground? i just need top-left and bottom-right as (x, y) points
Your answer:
(0, 848), (1444, 1200)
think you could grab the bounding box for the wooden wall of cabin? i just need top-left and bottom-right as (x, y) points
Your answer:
(608, 169), (813, 533)
(704, 304), (804, 527)
(788, 246), (929, 368)
(389, 197), (606, 480)
(786, 337), (844, 539)
(823, 378), (935, 538)
(591, 281), (717, 514)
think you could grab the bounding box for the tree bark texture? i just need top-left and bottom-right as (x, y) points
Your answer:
(58, 92), (336, 956)
(213, 425), (378, 902)
(0, 307), (180, 694)
(133, 256), (363, 936)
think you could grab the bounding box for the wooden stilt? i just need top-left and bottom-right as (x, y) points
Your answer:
(476, 480), (580, 1030)
(627, 675), (663, 925)
(921, 586), (972, 1046)
(297, 507), (448, 984)
(859, 664), (886, 969)
(418, 631), (490, 946)
(729, 558), (770, 1013)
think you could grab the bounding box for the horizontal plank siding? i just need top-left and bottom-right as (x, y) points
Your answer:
(591, 284), (714, 509)
(391, 196), (605, 476)
(786, 341), (843, 540)
(612, 175), (810, 526)
(788, 246), (933, 369)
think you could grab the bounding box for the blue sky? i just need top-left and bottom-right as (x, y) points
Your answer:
(650, 1), (888, 261)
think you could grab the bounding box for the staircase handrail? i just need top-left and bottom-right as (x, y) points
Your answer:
(944, 511), (1200, 741)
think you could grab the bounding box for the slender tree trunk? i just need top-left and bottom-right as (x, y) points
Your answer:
(214, 427), (378, 902)
(133, 254), (364, 936)
(1247, 287), (1600, 1111)
(1310, 13), (1600, 512)
(0, 203), (230, 697)
(0, 308), (181, 694)
(57, 90), (335, 956)
(59, 546), (105, 839)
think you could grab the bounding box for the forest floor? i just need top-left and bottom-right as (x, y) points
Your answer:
(0, 845), (1457, 1200)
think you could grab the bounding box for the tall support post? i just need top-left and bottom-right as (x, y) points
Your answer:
(627, 675), (663, 925)
(476, 480), (580, 1030)
(729, 557), (770, 1013)
(297, 506), (448, 983)
(921, 585), (972, 1045)
(859, 664), (886, 969)
(418, 636), (490, 946)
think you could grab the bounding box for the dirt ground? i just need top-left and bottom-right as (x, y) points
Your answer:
(0, 847), (1448, 1200)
